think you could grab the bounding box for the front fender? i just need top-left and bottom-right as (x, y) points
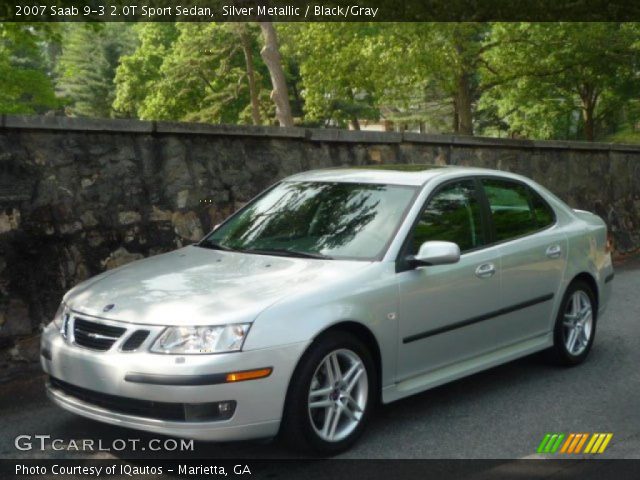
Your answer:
(242, 262), (399, 388)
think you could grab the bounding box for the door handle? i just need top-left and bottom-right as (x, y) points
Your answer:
(546, 244), (562, 259)
(475, 263), (496, 278)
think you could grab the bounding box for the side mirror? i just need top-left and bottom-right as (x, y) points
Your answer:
(408, 241), (460, 268)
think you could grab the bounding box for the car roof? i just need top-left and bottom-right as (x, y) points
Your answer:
(284, 164), (516, 187)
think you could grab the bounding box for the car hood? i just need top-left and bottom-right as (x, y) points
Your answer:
(65, 245), (371, 326)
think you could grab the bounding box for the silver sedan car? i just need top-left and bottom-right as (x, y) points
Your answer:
(41, 165), (614, 454)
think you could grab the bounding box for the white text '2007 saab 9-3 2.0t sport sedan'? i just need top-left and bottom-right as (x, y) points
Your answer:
(41, 165), (614, 454)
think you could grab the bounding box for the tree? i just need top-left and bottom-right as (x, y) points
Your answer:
(0, 23), (59, 114)
(259, 22), (294, 127)
(286, 23), (490, 134)
(113, 23), (178, 118)
(280, 23), (381, 129)
(232, 23), (262, 125)
(373, 23), (490, 135)
(56, 23), (136, 118)
(134, 23), (272, 124)
(481, 23), (640, 141)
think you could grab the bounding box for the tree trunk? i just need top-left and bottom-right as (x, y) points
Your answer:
(583, 108), (595, 141)
(455, 73), (474, 135)
(578, 84), (598, 142)
(350, 117), (361, 130)
(258, 22), (294, 127)
(582, 100), (596, 141)
(452, 99), (459, 133)
(238, 29), (261, 126)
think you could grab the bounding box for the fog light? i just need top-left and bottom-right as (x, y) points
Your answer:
(184, 401), (236, 421)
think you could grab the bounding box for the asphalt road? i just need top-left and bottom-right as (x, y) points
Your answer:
(1, 260), (639, 464)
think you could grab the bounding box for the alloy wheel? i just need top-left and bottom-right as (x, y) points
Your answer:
(307, 348), (368, 443)
(562, 290), (593, 356)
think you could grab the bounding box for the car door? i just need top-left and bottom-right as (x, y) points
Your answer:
(395, 178), (503, 381)
(480, 177), (567, 341)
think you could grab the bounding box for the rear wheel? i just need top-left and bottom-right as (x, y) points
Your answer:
(280, 331), (376, 455)
(548, 281), (597, 366)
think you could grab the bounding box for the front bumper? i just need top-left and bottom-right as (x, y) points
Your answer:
(40, 324), (308, 441)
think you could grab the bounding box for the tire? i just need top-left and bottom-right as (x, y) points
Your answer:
(547, 280), (597, 366)
(280, 330), (377, 455)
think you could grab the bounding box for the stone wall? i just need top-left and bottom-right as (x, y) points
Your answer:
(0, 115), (638, 374)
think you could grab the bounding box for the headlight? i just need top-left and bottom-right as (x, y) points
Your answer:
(52, 302), (70, 336)
(150, 324), (251, 354)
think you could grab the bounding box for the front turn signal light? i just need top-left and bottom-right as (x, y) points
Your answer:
(226, 367), (272, 383)
(605, 233), (614, 254)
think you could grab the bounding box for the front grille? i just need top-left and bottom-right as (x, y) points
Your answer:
(73, 318), (126, 351)
(121, 330), (150, 351)
(49, 377), (234, 422)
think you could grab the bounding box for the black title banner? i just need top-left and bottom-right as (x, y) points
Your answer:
(3, 0), (640, 22)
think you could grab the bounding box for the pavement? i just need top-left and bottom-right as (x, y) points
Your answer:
(0, 260), (638, 467)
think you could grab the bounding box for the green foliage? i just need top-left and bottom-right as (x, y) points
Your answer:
(605, 126), (640, 144)
(3, 21), (640, 144)
(113, 23), (178, 118)
(279, 23), (381, 128)
(0, 23), (59, 114)
(480, 23), (640, 140)
(282, 22), (489, 132)
(56, 23), (136, 118)
(119, 22), (271, 124)
(371, 23), (489, 133)
(283, 22), (640, 139)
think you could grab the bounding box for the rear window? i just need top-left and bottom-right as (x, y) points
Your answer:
(530, 189), (555, 228)
(482, 179), (554, 242)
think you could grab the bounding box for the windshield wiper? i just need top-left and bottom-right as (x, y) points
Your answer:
(242, 248), (333, 260)
(197, 241), (236, 252)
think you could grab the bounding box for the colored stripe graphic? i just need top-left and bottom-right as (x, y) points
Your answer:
(584, 433), (614, 453)
(550, 434), (565, 453)
(560, 434), (575, 453)
(567, 434), (583, 453)
(584, 434), (599, 453)
(537, 433), (565, 453)
(537, 434), (552, 453)
(598, 434), (613, 453)
(541, 433), (613, 454)
(574, 433), (588, 453)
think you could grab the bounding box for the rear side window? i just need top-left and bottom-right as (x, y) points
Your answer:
(481, 178), (554, 242)
(411, 180), (485, 253)
(530, 189), (555, 228)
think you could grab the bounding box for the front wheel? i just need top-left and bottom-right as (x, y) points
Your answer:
(548, 281), (597, 366)
(280, 331), (376, 454)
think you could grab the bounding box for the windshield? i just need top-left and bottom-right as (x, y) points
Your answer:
(200, 181), (417, 260)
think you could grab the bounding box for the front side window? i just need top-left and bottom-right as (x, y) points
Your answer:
(481, 178), (554, 241)
(410, 180), (485, 254)
(201, 181), (417, 260)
